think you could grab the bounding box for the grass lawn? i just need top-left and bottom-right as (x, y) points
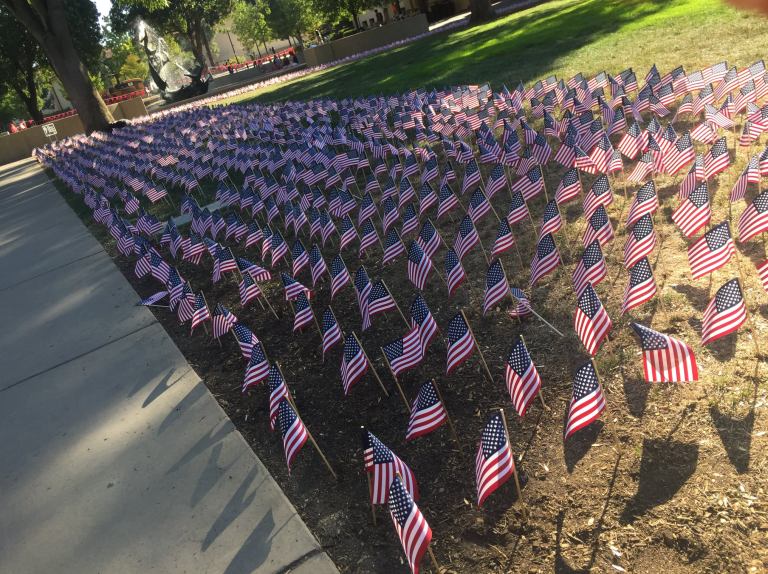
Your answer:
(218, 0), (768, 106)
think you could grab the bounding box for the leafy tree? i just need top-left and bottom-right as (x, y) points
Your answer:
(267, 0), (322, 47)
(120, 53), (149, 81)
(2, 0), (114, 133)
(231, 0), (272, 56)
(319, 0), (377, 30)
(0, 6), (47, 123)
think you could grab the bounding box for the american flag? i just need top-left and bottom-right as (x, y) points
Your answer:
(383, 227), (406, 265)
(572, 239), (607, 294)
(626, 181), (658, 226)
(383, 327), (424, 377)
(291, 240), (309, 276)
(330, 254), (350, 299)
(486, 164), (508, 197)
(665, 131), (695, 174)
(583, 175), (613, 219)
(461, 158), (482, 194)
(276, 399), (308, 473)
(505, 337), (542, 417)
(672, 181), (710, 237)
(627, 151), (654, 183)
(445, 247), (467, 296)
(688, 221), (735, 279)
(363, 430), (417, 504)
(232, 322), (257, 359)
(574, 284), (613, 356)
(555, 168), (582, 205)
(365, 280), (397, 329)
(401, 203), (419, 236)
(271, 230), (289, 266)
(190, 293), (211, 332)
(630, 323), (698, 382)
(211, 303), (237, 339)
(321, 307), (342, 357)
(242, 340), (270, 390)
(267, 364), (289, 430)
(410, 293), (438, 355)
(437, 182), (460, 220)
(703, 137), (730, 179)
(492, 218), (516, 258)
(582, 205), (614, 247)
(418, 182), (438, 215)
(506, 189), (530, 226)
(512, 165), (544, 201)
(483, 259), (510, 314)
(468, 188), (492, 224)
(238, 273), (262, 307)
(387, 476), (432, 574)
(407, 241), (433, 290)
(737, 190), (768, 243)
(406, 380), (447, 441)
(354, 266), (372, 324)
(530, 233), (561, 286)
(540, 199), (562, 237)
(702, 279), (747, 346)
(508, 287), (533, 318)
(309, 244), (327, 286)
(453, 215), (480, 260)
(622, 257), (657, 314)
(565, 361), (606, 439)
(359, 218), (380, 257)
(730, 156), (760, 202)
(446, 313), (476, 374)
(417, 219), (442, 257)
(623, 213), (657, 269)
(341, 333), (368, 395)
(339, 215), (359, 250)
(281, 271), (311, 301)
(292, 292), (314, 332)
(475, 411), (516, 506)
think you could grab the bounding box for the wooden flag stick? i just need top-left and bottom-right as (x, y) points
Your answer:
(201, 291), (222, 347)
(366, 471), (377, 525)
(381, 348), (411, 412)
(257, 281), (280, 319)
(509, 292), (564, 337)
(461, 310), (495, 383)
(519, 335), (547, 409)
(431, 378), (461, 449)
(381, 280), (411, 329)
(428, 546), (441, 573)
(352, 332), (389, 397)
(477, 235), (492, 266)
(277, 364), (338, 480)
(499, 408), (523, 504)
(513, 241), (525, 270)
(540, 163), (550, 203)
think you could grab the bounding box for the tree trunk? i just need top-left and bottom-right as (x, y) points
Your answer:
(200, 26), (215, 66)
(469, 0), (496, 23)
(185, 28), (206, 66)
(3, 0), (113, 133)
(12, 85), (43, 124)
(352, 13), (360, 29)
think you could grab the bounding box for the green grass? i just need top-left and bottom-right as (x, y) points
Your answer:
(218, 0), (768, 106)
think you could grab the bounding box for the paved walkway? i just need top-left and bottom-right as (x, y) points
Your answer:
(0, 159), (338, 574)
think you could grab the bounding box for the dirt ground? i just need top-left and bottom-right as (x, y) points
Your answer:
(53, 114), (768, 573)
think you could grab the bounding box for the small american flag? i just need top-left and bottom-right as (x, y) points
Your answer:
(454, 215), (480, 260)
(418, 182), (437, 215)
(703, 137), (730, 179)
(383, 227), (406, 265)
(623, 213), (657, 269)
(758, 259), (768, 293)
(530, 233), (561, 286)
(292, 292), (314, 332)
(341, 333), (368, 395)
(365, 280), (397, 329)
(688, 221), (735, 279)
(330, 254), (351, 299)
(281, 271), (311, 301)
(276, 399), (308, 473)
(737, 190), (768, 243)
(492, 218), (516, 258)
(383, 327), (424, 377)
(565, 361), (606, 439)
(387, 476), (432, 574)
(363, 430), (417, 504)
(582, 205), (614, 247)
(572, 239), (607, 295)
(512, 165), (544, 201)
(190, 293), (211, 332)
(444, 247), (467, 297)
(622, 257), (657, 314)
(232, 323), (257, 360)
(407, 241), (433, 290)
(702, 279), (747, 345)
(309, 244), (327, 286)
(406, 380), (447, 441)
(505, 337), (542, 417)
(506, 189), (530, 226)
(354, 266), (372, 325)
(410, 293), (438, 355)
(339, 215), (359, 250)
(291, 240), (309, 276)
(238, 273), (262, 307)
(242, 340), (270, 391)
(626, 181), (658, 226)
(212, 303), (237, 339)
(483, 259), (510, 314)
(574, 284), (613, 356)
(359, 218), (380, 257)
(267, 364), (289, 430)
(321, 307), (342, 357)
(555, 168), (582, 205)
(417, 219), (442, 258)
(508, 287), (533, 318)
(486, 164), (508, 197)
(630, 323), (698, 382)
(672, 181), (710, 237)
(583, 175), (613, 220)
(475, 411), (516, 506)
(437, 182), (460, 220)
(468, 188), (491, 224)
(446, 313), (475, 374)
(540, 199), (562, 237)
(665, 131), (695, 175)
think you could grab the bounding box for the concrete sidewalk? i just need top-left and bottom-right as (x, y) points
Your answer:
(0, 159), (338, 574)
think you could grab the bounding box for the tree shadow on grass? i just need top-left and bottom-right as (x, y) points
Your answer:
(255, 0), (668, 103)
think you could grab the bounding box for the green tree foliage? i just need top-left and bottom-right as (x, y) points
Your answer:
(0, 6), (48, 123)
(120, 53), (149, 81)
(318, 0), (378, 30)
(230, 0), (272, 55)
(267, 0), (322, 46)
